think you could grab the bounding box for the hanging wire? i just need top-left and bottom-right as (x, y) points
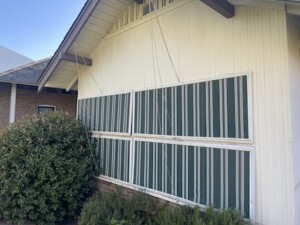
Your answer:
(150, 0), (176, 196)
(152, 0), (180, 83)
(74, 42), (103, 94)
(73, 42), (98, 172)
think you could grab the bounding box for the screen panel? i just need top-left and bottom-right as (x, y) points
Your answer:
(133, 140), (250, 218)
(134, 76), (249, 139)
(93, 137), (130, 183)
(78, 93), (131, 133)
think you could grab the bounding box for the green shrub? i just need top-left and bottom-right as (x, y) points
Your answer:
(154, 205), (205, 225)
(0, 112), (95, 224)
(155, 205), (252, 225)
(79, 189), (157, 225)
(203, 206), (250, 225)
(79, 189), (253, 225)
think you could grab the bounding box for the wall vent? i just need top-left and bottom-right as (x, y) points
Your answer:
(143, 2), (154, 16)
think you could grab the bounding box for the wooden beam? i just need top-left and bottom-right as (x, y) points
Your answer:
(134, 0), (143, 4)
(66, 75), (78, 91)
(61, 53), (92, 66)
(38, 0), (100, 92)
(200, 0), (234, 18)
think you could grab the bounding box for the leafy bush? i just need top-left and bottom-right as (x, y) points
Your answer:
(79, 190), (253, 225)
(0, 112), (95, 224)
(154, 205), (205, 225)
(79, 189), (157, 225)
(155, 205), (252, 225)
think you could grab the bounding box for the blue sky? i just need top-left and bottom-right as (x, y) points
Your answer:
(0, 0), (86, 61)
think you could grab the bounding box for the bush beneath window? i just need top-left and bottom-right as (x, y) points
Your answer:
(78, 189), (158, 225)
(79, 189), (253, 225)
(0, 112), (95, 225)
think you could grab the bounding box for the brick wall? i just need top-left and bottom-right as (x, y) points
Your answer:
(95, 178), (178, 209)
(0, 83), (11, 129)
(15, 85), (77, 121)
(0, 84), (77, 130)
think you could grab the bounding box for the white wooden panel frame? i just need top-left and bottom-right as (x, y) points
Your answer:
(132, 72), (254, 145)
(84, 71), (255, 221)
(96, 138), (255, 221)
(81, 91), (133, 136)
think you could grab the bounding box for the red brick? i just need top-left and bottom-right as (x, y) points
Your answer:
(0, 83), (11, 129)
(0, 84), (77, 130)
(15, 86), (77, 121)
(95, 178), (178, 209)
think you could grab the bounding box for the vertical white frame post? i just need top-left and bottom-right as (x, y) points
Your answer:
(129, 138), (136, 185)
(9, 84), (17, 124)
(249, 148), (256, 221)
(82, 73), (255, 220)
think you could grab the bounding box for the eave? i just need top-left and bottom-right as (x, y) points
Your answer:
(38, 0), (300, 92)
(38, 0), (132, 92)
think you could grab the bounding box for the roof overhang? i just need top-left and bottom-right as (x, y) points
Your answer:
(38, 0), (300, 92)
(38, 0), (132, 92)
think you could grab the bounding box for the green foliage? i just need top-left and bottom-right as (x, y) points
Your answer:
(203, 206), (251, 225)
(78, 189), (157, 225)
(155, 205), (252, 225)
(79, 189), (253, 225)
(154, 205), (205, 225)
(0, 112), (95, 224)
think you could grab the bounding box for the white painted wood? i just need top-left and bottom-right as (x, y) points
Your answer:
(66, 75), (78, 91)
(9, 84), (16, 124)
(77, 1), (296, 224)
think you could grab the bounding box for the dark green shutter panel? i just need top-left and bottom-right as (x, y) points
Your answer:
(133, 141), (250, 218)
(134, 76), (249, 139)
(77, 93), (131, 133)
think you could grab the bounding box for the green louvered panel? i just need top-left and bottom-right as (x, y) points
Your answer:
(133, 141), (250, 218)
(134, 76), (248, 139)
(77, 93), (131, 133)
(93, 137), (130, 182)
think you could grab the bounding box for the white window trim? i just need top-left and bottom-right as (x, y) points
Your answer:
(84, 71), (255, 220)
(37, 105), (56, 114)
(9, 84), (17, 124)
(79, 91), (133, 136)
(96, 138), (256, 221)
(132, 72), (253, 144)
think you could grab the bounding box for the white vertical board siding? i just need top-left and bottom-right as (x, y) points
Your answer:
(287, 16), (300, 225)
(78, 1), (294, 224)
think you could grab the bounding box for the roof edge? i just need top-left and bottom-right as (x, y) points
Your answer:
(0, 57), (51, 77)
(37, 0), (101, 92)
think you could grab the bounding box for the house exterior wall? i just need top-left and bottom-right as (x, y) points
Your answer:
(0, 84), (77, 130)
(15, 86), (77, 121)
(78, 1), (295, 224)
(287, 16), (300, 225)
(0, 83), (11, 129)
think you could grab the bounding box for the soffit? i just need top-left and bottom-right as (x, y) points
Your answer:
(42, 0), (132, 91)
(41, 0), (300, 91)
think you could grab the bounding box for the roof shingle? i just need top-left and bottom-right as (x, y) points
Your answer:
(0, 58), (50, 86)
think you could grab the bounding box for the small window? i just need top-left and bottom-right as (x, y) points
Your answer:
(143, 2), (154, 16)
(38, 105), (55, 114)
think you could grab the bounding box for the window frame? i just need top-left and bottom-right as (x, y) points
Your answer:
(81, 72), (255, 220)
(77, 91), (133, 136)
(37, 105), (56, 114)
(132, 72), (253, 144)
(98, 137), (255, 220)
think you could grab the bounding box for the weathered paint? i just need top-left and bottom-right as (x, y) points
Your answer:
(78, 0), (295, 224)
